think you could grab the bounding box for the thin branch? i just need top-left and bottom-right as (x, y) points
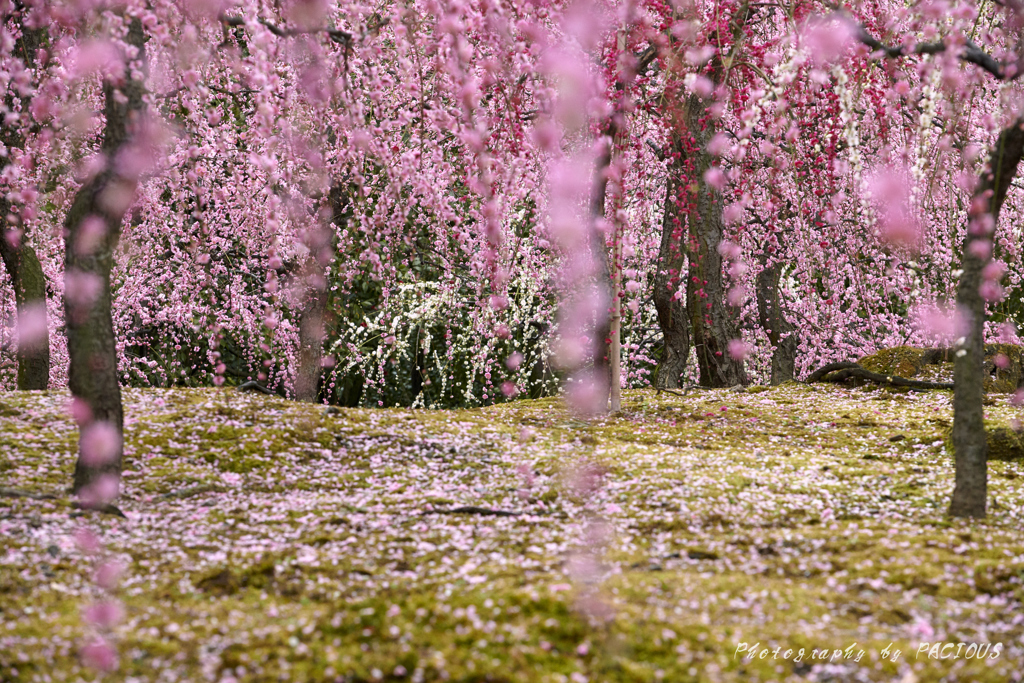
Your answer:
(219, 14), (353, 45)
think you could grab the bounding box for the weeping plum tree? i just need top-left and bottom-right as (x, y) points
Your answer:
(4, 0), (1024, 528)
(948, 121), (1024, 518)
(65, 15), (147, 497)
(844, 5), (1024, 517)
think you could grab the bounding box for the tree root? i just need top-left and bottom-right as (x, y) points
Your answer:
(70, 501), (127, 518)
(806, 362), (953, 390)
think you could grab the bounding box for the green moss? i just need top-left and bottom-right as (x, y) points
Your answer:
(858, 346), (926, 378)
(3, 385), (1024, 682)
(986, 426), (1024, 461)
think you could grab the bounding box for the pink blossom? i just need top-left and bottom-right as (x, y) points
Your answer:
(80, 422), (121, 467)
(982, 260), (1006, 281)
(727, 286), (748, 307)
(93, 560), (123, 591)
(74, 216), (107, 255)
(969, 239), (993, 263)
(727, 339), (751, 361)
(80, 637), (118, 672)
(979, 280), (1004, 302)
(70, 40), (123, 79)
(910, 617), (935, 640)
(703, 167), (726, 191)
(913, 303), (969, 344)
(566, 370), (607, 416)
(73, 528), (101, 555)
(707, 133), (731, 157)
(868, 165), (921, 249)
(801, 16), (856, 66)
(64, 270), (104, 312)
(15, 302), (48, 351)
(717, 240), (742, 260)
(723, 203), (745, 224)
(77, 474), (120, 507)
(83, 601), (124, 629)
(684, 46), (716, 66)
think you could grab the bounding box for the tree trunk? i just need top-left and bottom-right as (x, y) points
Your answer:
(588, 131), (615, 413)
(294, 183), (348, 403)
(294, 283), (327, 403)
(949, 120), (1024, 518)
(0, 18), (49, 390)
(681, 94), (748, 388)
(67, 18), (147, 497)
(0, 228), (49, 390)
(653, 136), (691, 389)
(756, 261), (796, 384)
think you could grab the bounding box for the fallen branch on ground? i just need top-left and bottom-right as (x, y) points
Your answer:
(423, 506), (523, 517)
(654, 383), (701, 398)
(806, 362), (953, 390)
(1, 488), (126, 517)
(155, 484), (222, 500)
(237, 381), (276, 395)
(0, 488), (57, 500)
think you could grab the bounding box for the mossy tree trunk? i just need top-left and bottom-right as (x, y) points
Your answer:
(756, 261), (796, 384)
(294, 277), (328, 403)
(294, 183), (349, 403)
(949, 120), (1024, 518)
(0, 14), (48, 390)
(653, 135), (691, 389)
(66, 18), (147, 496)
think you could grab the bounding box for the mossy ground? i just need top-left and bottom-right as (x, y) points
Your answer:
(2, 384), (1024, 682)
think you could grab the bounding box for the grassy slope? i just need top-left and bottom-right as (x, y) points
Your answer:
(1, 384), (1024, 682)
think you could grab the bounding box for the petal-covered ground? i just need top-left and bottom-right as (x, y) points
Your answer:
(2, 384), (1024, 682)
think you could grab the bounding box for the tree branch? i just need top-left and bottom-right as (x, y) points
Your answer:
(840, 10), (1015, 80)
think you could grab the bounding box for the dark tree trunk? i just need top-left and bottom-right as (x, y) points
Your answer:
(653, 136), (690, 389)
(949, 120), (1024, 518)
(587, 129), (616, 412)
(0, 228), (49, 390)
(681, 94), (748, 388)
(0, 18), (49, 390)
(756, 261), (797, 384)
(67, 18), (147, 496)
